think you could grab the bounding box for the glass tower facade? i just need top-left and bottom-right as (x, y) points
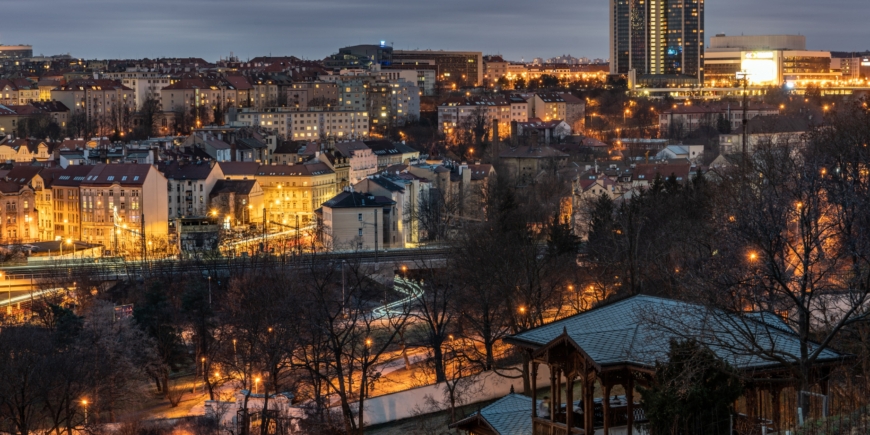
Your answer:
(610, 0), (704, 82)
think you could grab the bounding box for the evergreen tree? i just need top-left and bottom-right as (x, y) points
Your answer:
(640, 339), (742, 435)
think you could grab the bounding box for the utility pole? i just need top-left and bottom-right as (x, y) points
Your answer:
(374, 209), (378, 264)
(295, 214), (300, 256)
(262, 207), (266, 253)
(738, 71), (750, 168)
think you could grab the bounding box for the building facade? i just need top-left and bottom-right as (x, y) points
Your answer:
(610, 0), (705, 83)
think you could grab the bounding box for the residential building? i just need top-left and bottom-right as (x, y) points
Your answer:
(319, 191), (398, 251)
(659, 103), (779, 135)
(333, 141), (377, 185)
(160, 77), (247, 124)
(253, 162), (337, 225)
(484, 55), (509, 86)
(530, 93), (567, 122)
(0, 180), (38, 244)
(158, 161), (225, 219)
(233, 107), (370, 141)
(364, 140), (420, 170)
(102, 70), (173, 109)
(209, 179), (265, 226)
(500, 145), (569, 186)
(654, 144), (705, 162)
(437, 96), (519, 136)
(0, 138), (52, 162)
(52, 79), (135, 136)
(0, 79), (38, 106)
(78, 164), (169, 251)
(5, 166), (53, 241)
(51, 165), (94, 241)
(30, 101), (70, 129)
(367, 79), (420, 134)
(513, 119), (572, 145)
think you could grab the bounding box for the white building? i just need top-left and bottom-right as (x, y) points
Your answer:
(102, 70), (173, 109)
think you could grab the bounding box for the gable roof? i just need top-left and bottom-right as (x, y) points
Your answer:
(216, 161), (260, 177)
(450, 394), (537, 435)
(210, 179), (258, 195)
(506, 295), (846, 371)
(322, 191), (395, 209)
(157, 161), (216, 180)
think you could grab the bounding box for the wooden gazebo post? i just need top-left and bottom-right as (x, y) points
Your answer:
(626, 373), (635, 435)
(602, 374), (612, 434)
(565, 371), (575, 429)
(531, 362), (538, 417)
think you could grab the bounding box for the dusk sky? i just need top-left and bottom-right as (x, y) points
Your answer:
(5, 0), (869, 62)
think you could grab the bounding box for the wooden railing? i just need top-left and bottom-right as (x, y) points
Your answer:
(533, 417), (584, 435)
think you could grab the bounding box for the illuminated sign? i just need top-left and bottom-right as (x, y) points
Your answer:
(862, 59), (870, 66)
(742, 57), (778, 84)
(745, 51), (775, 59)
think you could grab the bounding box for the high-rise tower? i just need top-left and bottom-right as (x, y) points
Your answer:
(610, 0), (704, 83)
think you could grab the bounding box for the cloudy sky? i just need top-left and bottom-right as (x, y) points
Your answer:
(4, 0), (868, 62)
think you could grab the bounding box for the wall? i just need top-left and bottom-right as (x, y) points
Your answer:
(356, 363), (552, 427)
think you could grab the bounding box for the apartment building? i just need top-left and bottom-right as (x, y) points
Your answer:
(160, 78), (247, 124)
(333, 141), (377, 185)
(102, 70), (173, 109)
(158, 161), (225, 219)
(52, 79), (135, 136)
(0, 179), (38, 244)
(5, 166), (53, 242)
(319, 191), (398, 251)
(438, 96), (525, 136)
(0, 78), (38, 106)
(235, 108), (370, 141)
(218, 161), (337, 225)
(51, 165), (93, 241)
(79, 164), (169, 250)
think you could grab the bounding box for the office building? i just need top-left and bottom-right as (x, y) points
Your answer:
(325, 43), (394, 71)
(704, 35), (837, 86)
(0, 45), (33, 60)
(392, 50), (483, 88)
(610, 0), (705, 84)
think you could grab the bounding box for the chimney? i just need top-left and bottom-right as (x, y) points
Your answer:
(510, 120), (518, 144)
(492, 118), (499, 148)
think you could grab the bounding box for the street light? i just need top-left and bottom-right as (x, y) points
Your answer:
(254, 377), (261, 394)
(81, 399), (88, 425)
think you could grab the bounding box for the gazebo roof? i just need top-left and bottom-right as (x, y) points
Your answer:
(505, 295), (847, 372)
(449, 393), (539, 435)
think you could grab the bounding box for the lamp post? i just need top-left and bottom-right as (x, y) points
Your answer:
(81, 399), (88, 425)
(207, 276), (212, 306)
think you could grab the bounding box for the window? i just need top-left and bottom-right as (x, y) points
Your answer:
(358, 213), (363, 221)
(358, 228), (363, 236)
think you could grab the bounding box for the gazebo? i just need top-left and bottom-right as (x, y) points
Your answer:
(497, 295), (849, 435)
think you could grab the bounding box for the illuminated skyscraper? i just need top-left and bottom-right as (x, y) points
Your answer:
(610, 0), (704, 83)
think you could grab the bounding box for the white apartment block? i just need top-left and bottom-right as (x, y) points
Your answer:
(235, 108), (370, 141)
(103, 70), (173, 109)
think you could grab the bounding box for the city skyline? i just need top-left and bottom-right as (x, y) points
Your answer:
(4, 0), (869, 62)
